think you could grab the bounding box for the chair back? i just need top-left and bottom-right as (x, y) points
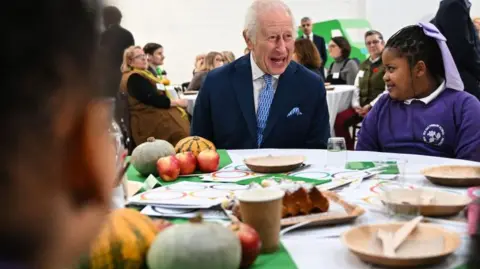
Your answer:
(115, 91), (136, 154)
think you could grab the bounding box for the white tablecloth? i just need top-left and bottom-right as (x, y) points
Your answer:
(181, 84), (355, 136)
(226, 149), (476, 269)
(326, 85), (355, 136)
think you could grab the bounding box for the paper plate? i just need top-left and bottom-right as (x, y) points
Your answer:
(421, 165), (480, 187)
(244, 155), (305, 173)
(342, 222), (461, 267)
(379, 188), (471, 217)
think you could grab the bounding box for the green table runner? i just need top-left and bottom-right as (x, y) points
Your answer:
(127, 150), (298, 269)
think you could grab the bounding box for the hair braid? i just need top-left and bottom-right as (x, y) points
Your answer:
(385, 25), (445, 80)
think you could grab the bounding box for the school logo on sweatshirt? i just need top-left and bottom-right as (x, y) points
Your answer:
(422, 124), (445, 146)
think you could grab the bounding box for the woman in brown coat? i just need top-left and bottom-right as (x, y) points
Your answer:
(120, 46), (190, 146)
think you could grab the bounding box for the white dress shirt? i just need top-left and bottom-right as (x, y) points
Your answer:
(251, 52), (279, 113)
(304, 33), (313, 41)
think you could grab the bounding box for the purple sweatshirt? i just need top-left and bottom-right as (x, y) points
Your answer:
(356, 88), (480, 161)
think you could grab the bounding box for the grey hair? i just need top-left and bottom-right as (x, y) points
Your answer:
(301, 17), (311, 23)
(244, 0), (297, 44)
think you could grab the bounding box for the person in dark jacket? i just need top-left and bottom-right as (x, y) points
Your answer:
(299, 17), (327, 79)
(100, 6), (135, 96)
(432, 0), (480, 100)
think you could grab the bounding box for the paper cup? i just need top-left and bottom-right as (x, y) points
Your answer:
(237, 188), (285, 253)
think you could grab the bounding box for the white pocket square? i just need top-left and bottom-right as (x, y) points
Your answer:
(287, 107), (302, 117)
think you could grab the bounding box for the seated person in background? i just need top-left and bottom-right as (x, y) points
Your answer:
(474, 17), (480, 35)
(334, 30), (386, 150)
(222, 51), (236, 64)
(120, 46), (190, 146)
(187, 51), (224, 91)
(191, 0), (330, 149)
(356, 23), (480, 162)
(193, 53), (205, 75)
(1, 1), (117, 268)
(325, 36), (359, 85)
(143, 42), (165, 78)
(293, 38), (323, 77)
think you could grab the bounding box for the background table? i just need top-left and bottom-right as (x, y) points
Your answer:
(326, 85), (355, 136)
(180, 84), (355, 137)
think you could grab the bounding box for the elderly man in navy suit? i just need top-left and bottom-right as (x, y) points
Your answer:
(191, 0), (330, 150)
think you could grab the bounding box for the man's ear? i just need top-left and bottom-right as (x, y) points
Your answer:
(243, 30), (254, 51)
(65, 101), (116, 208)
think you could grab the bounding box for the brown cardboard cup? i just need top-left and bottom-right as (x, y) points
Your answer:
(237, 188), (285, 253)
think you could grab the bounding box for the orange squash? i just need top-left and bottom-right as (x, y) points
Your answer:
(76, 208), (158, 269)
(175, 136), (216, 157)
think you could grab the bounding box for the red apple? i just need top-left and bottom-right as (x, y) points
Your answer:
(229, 222), (261, 268)
(197, 149), (220, 173)
(156, 155), (180, 181)
(175, 152), (197, 175)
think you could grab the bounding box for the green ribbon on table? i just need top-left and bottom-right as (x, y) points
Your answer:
(345, 161), (399, 175)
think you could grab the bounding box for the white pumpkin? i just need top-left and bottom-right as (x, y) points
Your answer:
(131, 137), (175, 176)
(147, 218), (241, 269)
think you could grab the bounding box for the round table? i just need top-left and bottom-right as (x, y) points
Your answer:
(225, 149), (474, 269)
(181, 85), (355, 137)
(326, 85), (355, 136)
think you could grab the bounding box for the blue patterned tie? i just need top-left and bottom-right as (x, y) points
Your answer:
(256, 74), (274, 147)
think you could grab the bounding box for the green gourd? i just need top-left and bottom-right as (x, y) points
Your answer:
(147, 216), (241, 269)
(131, 137), (175, 176)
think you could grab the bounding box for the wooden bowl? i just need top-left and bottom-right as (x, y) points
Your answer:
(244, 155), (305, 173)
(326, 85), (335, 91)
(379, 188), (472, 217)
(342, 223), (461, 267)
(421, 165), (480, 187)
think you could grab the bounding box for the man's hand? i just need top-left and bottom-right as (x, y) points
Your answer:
(357, 104), (372, 117)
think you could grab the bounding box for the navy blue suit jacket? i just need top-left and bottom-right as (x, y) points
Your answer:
(191, 54), (330, 149)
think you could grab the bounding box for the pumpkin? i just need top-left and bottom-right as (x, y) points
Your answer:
(147, 216), (241, 269)
(174, 136), (216, 157)
(131, 137), (175, 176)
(76, 208), (158, 269)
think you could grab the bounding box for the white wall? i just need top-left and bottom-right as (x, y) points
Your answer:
(106, 0), (480, 83)
(105, 0), (366, 83)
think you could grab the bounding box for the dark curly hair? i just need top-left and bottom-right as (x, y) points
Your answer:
(385, 25), (445, 80)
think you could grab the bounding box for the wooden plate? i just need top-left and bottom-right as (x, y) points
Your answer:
(182, 90), (198, 95)
(421, 165), (480, 187)
(379, 188), (471, 217)
(326, 85), (335, 91)
(244, 155), (305, 173)
(342, 222), (461, 267)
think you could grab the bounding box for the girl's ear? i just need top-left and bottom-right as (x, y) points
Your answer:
(414, 60), (427, 78)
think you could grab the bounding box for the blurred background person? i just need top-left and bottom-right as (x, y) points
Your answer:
(432, 0), (480, 99)
(100, 6), (134, 97)
(293, 39), (323, 77)
(193, 53), (206, 75)
(222, 51), (236, 64)
(0, 0), (118, 268)
(325, 36), (359, 85)
(187, 51), (224, 91)
(474, 17), (480, 35)
(143, 42), (165, 78)
(299, 16), (327, 79)
(120, 46), (190, 146)
(334, 30), (386, 150)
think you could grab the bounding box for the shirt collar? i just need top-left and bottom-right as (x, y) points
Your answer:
(404, 81), (445, 105)
(369, 56), (381, 63)
(250, 52), (280, 81)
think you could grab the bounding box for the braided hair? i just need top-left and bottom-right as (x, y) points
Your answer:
(385, 25), (445, 81)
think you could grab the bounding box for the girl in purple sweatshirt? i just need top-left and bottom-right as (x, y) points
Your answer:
(356, 23), (480, 162)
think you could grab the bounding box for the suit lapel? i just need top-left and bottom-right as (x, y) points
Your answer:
(261, 62), (298, 144)
(233, 55), (257, 141)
